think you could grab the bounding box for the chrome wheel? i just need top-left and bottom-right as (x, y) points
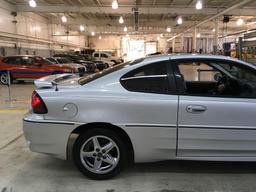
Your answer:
(80, 135), (120, 174)
(0, 73), (8, 85)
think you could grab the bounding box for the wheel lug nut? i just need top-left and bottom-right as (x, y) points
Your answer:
(93, 153), (97, 157)
(102, 149), (106, 153)
(96, 148), (100, 152)
(103, 156), (106, 159)
(97, 158), (101, 161)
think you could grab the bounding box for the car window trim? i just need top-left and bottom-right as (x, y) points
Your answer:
(121, 74), (167, 81)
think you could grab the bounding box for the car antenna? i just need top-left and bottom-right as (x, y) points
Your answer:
(52, 81), (59, 91)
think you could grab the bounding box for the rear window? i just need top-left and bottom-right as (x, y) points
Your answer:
(78, 58), (144, 85)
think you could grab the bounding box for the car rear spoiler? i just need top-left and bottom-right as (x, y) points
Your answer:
(34, 73), (79, 89)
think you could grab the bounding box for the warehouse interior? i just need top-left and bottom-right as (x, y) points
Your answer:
(1, 0), (256, 191)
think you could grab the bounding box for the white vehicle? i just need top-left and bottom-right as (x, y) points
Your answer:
(23, 54), (256, 180)
(92, 52), (123, 67)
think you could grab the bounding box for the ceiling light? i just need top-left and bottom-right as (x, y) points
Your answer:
(112, 0), (118, 9)
(166, 27), (171, 32)
(212, 28), (216, 32)
(196, 0), (203, 10)
(197, 33), (201, 38)
(79, 25), (85, 32)
(177, 17), (183, 25)
(157, 36), (160, 41)
(236, 18), (244, 26)
(91, 32), (95, 36)
(160, 34), (163, 37)
(61, 15), (67, 23)
(123, 26), (127, 32)
(99, 36), (102, 39)
(29, 0), (37, 7)
(119, 16), (124, 24)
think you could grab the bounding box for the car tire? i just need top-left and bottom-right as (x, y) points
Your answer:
(0, 72), (12, 85)
(73, 128), (127, 180)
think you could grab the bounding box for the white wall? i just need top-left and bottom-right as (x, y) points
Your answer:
(0, 1), (87, 56)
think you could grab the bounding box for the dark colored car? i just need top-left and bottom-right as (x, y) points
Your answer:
(81, 54), (107, 71)
(53, 54), (97, 72)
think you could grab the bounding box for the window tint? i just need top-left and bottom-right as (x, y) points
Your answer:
(176, 59), (256, 98)
(121, 61), (170, 94)
(94, 53), (99, 57)
(4, 57), (22, 65)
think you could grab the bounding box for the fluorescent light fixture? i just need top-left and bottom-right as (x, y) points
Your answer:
(157, 36), (160, 41)
(79, 25), (85, 32)
(99, 36), (102, 39)
(61, 15), (67, 23)
(177, 17), (183, 25)
(91, 31), (95, 36)
(29, 0), (37, 7)
(197, 33), (201, 38)
(196, 0), (203, 10)
(212, 28), (216, 32)
(236, 18), (244, 26)
(166, 27), (171, 32)
(119, 16), (124, 24)
(112, 0), (118, 9)
(123, 26), (127, 32)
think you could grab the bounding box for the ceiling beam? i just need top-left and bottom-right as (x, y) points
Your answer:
(16, 5), (256, 16)
(167, 0), (255, 41)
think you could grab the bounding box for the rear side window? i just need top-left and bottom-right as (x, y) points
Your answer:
(120, 61), (170, 94)
(3, 57), (22, 65)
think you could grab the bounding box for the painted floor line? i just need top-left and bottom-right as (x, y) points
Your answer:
(0, 109), (28, 112)
(0, 133), (24, 150)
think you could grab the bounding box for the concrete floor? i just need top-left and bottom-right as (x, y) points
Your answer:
(1, 83), (256, 192)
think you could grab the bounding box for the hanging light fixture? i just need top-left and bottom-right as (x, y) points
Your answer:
(79, 25), (85, 32)
(166, 27), (171, 32)
(212, 28), (216, 32)
(119, 16), (124, 24)
(29, 0), (37, 7)
(196, 0), (203, 10)
(236, 18), (244, 26)
(177, 16), (183, 25)
(61, 15), (67, 23)
(112, 0), (118, 9)
(99, 36), (102, 39)
(197, 33), (201, 38)
(123, 26), (127, 32)
(91, 32), (95, 36)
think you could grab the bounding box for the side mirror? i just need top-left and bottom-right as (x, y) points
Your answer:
(214, 73), (222, 81)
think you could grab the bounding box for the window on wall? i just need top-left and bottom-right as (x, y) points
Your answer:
(120, 61), (170, 94)
(176, 59), (256, 98)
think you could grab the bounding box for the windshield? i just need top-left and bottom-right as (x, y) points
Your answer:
(78, 58), (144, 85)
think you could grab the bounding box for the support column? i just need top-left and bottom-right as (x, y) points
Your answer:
(193, 28), (197, 53)
(213, 18), (219, 55)
(172, 38), (175, 53)
(181, 34), (184, 53)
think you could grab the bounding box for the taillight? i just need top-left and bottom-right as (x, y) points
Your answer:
(31, 91), (48, 114)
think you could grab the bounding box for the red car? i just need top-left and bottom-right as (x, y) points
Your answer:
(0, 55), (85, 85)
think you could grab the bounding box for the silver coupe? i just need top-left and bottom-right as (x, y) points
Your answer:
(23, 54), (256, 179)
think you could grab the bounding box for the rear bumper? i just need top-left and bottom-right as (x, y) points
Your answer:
(23, 112), (78, 160)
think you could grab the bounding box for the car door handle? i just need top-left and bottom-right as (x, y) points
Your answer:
(186, 105), (207, 113)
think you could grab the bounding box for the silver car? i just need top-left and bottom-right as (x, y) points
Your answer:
(23, 54), (256, 179)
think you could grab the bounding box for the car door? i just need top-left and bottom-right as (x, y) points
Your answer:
(174, 58), (256, 158)
(119, 60), (178, 161)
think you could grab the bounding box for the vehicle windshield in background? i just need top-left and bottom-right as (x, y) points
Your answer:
(57, 58), (72, 64)
(78, 58), (144, 85)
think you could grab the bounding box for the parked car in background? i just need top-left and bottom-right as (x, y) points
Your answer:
(53, 54), (97, 72)
(46, 57), (87, 75)
(80, 54), (107, 71)
(0, 55), (80, 85)
(92, 51), (123, 66)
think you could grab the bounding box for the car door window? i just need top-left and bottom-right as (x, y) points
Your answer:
(21, 57), (35, 65)
(120, 61), (171, 94)
(176, 59), (256, 98)
(101, 54), (108, 58)
(94, 53), (99, 57)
